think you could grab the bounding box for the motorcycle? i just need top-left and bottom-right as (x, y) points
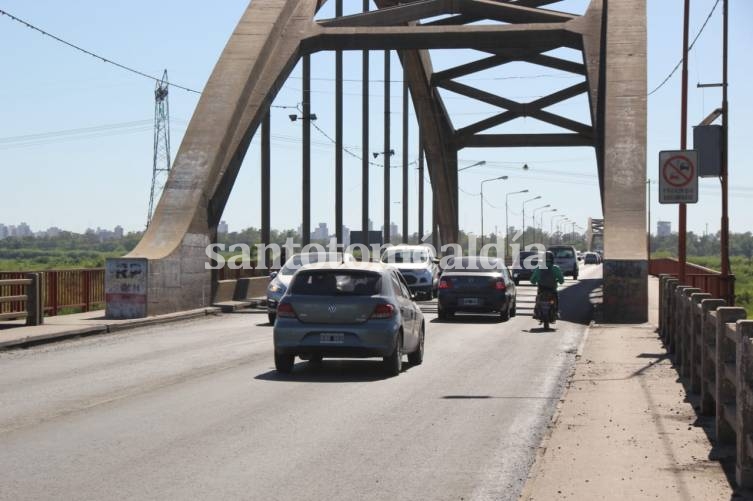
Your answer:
(534, 289), (557, 330)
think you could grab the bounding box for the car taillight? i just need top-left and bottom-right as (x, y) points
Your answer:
(370, 303), (395, 319)
(439, 278), (452, 289)
(277, 302), (297, 318)
(494, 279), (506, 291)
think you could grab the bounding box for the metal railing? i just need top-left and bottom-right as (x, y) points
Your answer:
(660, 275), (753, 488)
(0, 273), (43, 325)
(0, 269), (104, 318)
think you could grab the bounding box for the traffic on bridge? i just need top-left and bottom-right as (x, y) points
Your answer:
(1, 0), (750, 498)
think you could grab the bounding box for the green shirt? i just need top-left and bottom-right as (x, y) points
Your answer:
(530, 265), (565, 287)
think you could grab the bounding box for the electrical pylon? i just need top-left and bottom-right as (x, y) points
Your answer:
(147, 70), (171, 227)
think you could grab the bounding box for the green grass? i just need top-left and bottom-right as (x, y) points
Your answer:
(686, 255), (753, 317)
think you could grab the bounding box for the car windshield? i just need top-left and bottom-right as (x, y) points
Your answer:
(444, 257), (501, 271)
(381, 249), (429, 264)
(290, 271), (382, 296)
(550, 248), (575, 259)
(281, 253), (344, 275)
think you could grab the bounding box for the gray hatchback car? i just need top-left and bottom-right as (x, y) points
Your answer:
(273, 262), (425, 376)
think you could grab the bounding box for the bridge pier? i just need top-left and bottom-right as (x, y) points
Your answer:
(598, 0), (648, 323)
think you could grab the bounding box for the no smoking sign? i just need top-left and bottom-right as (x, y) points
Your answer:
(659, 150), (698, 204)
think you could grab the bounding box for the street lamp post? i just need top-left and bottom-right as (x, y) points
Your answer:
(521, 196), (542, 248)
(505, 189), (529, 258)
(531, 204), (551, 241)
(551, 215), (567, 244)
(480, 175), (508, 247)
(540, 208), (557, 243)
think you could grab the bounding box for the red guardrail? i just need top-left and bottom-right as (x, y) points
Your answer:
(649, 258), (724, 299)
(1, 265), (269, 318)
(0, 269), (105, 317)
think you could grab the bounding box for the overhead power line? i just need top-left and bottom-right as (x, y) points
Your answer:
(647, 0), (721, 96)
(0, 8), (202, 94)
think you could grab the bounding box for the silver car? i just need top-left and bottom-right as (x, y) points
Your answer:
(273, 262), (425, 376)
(380, 245), (440, 300)
(267, 252), (355, 324)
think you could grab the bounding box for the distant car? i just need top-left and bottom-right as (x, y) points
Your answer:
(547, 245), (579, 279)
(380, 245), (439, 300)
(266, 252), (355, 324)
(273, 262), (425, 376)
(584, 252), (599, 264)
(437, 256), (517, 321)
(512, 251), (542, 285)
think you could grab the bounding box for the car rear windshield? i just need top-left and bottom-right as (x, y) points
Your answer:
(381, 249), (429, 264)
(281, 253), (344, 275)
(444, 257), (502, 271)
(290, 271), (382, 296)
(550, 247), (575, 259)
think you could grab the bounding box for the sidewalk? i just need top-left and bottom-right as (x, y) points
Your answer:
(0, 307), (223, 350)
(521, 276), (739, 500)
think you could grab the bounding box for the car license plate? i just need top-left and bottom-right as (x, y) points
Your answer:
(462, 298), (480, 306)
(320, 333), (344, 344)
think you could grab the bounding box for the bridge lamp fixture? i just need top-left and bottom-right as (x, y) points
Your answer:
(458, 160), (487, 172)
(289, 113), (317, 121)
(372, 149), (395, 158)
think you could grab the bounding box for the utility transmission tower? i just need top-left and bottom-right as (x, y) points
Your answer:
(147, 70), (171, 227)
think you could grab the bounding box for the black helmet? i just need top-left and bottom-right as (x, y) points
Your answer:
(545, 251), (554, 264)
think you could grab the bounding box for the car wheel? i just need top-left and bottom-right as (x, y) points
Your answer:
(268, 312), (276, 324)
(438, 306), (447, 320)
(384, 334), (403, 376)
(514, 279), (520, 286)
(510, 299), (517, 317)
(500, 302), (511, 322)
(573, 274), (578, 280)
(274, 352), (294, 373)
(408, 324), (425, 365)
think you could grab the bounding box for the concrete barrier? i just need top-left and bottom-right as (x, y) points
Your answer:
(234, 277), (269, 300)
(659, 275), (753, 488)
(0, 273), (43, 326)
(212, 277), (269, 312)
(213, 280), (238, 303)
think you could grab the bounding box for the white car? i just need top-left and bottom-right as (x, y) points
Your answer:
(267, 252), (355, 323)
(380, 245), (440, 300)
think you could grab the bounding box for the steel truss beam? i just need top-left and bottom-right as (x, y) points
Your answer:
(114, 0), (647, 322)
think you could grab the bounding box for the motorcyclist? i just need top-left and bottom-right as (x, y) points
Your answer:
(530, 251), (565, 319)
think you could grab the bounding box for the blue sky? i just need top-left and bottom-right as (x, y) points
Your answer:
(0, 0), (751, 237)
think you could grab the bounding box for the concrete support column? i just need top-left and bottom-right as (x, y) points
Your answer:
(680, 287), (702, 376)
(736, 320), (753, 487)
(600, 0), (649, 323)
(716, 307), (747, 444)
(700, 299), (726, 415)
(690, 292), (712, 393)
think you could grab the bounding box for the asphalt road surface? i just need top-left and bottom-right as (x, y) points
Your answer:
(0, 265), (602, 501)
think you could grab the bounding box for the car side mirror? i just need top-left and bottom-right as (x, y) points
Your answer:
(269, 271), (278, 280)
